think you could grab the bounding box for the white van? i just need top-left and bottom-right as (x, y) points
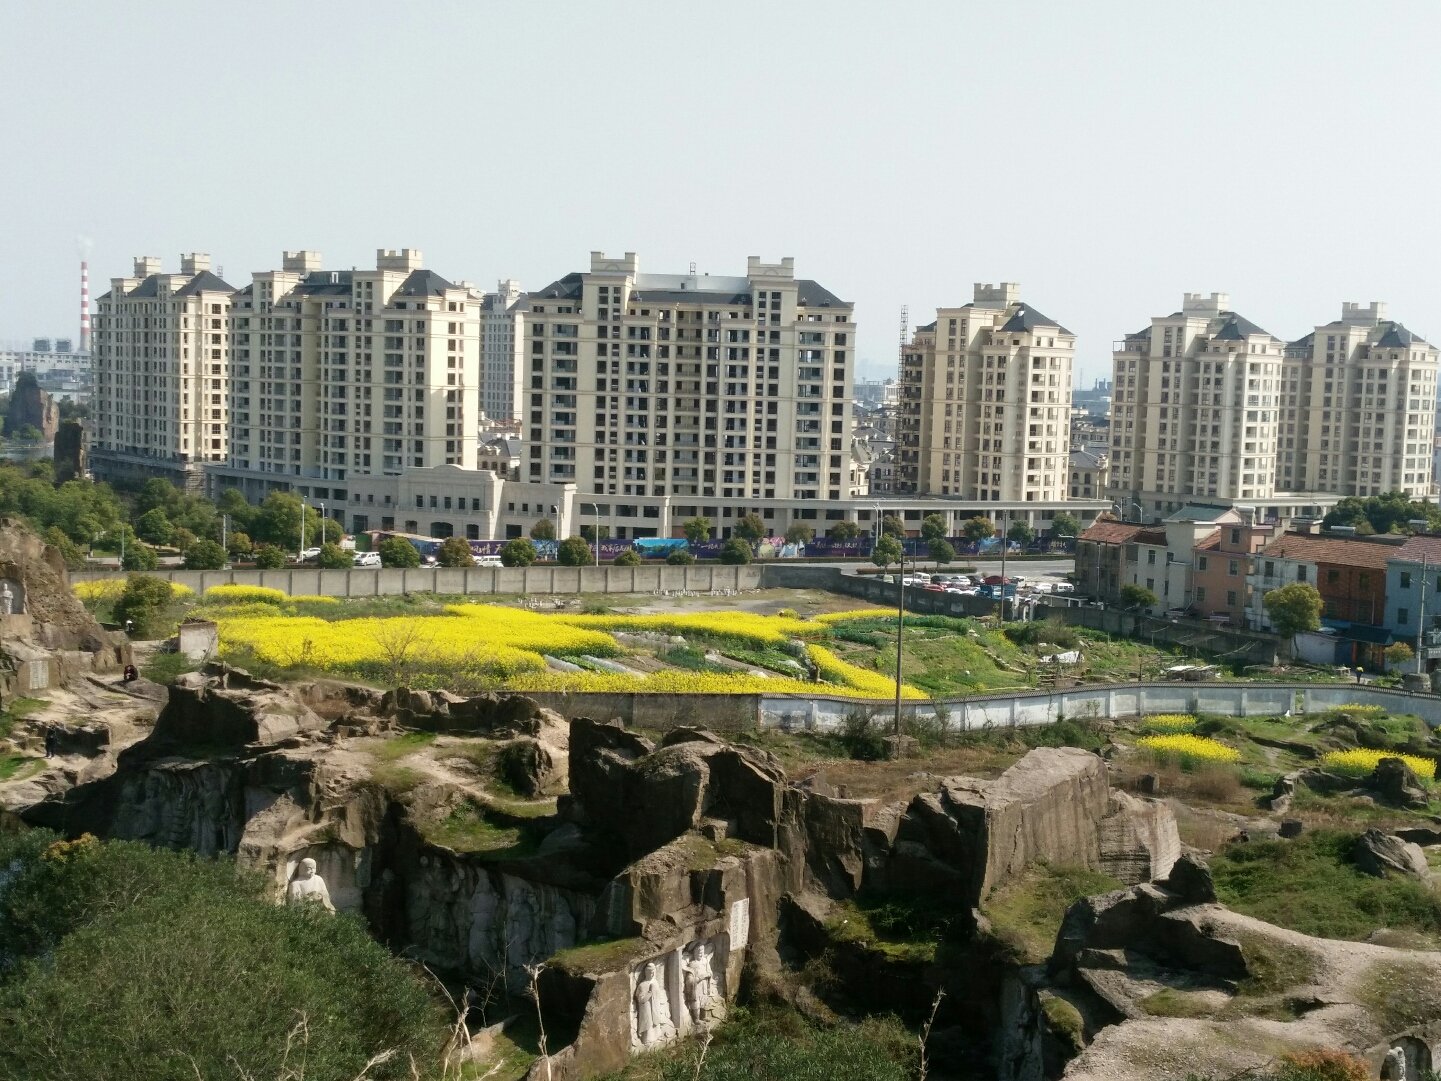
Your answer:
(473, 554), (503, 568)
(352, 551), (382, 568)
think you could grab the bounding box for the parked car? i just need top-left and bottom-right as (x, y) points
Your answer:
(473, 554), (503, 568)
(352, 551), (381, 568)
(299, 547), (322, 562)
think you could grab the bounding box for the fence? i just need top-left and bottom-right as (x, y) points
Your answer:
(72, 563), (765, 597)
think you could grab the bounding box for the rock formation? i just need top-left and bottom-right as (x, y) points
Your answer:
(53, 418), (85, 484)
(3, 371), (58, 441)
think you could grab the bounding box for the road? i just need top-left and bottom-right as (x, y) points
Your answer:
(804, 557), (1075, 581)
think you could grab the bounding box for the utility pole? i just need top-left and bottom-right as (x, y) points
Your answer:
(1417, 555), (1429, 677)
(894, 551), (905, 738)
(299, 502), (307, 562)
(998, 509), (1008, 622)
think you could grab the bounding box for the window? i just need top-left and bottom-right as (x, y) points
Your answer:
(1227, 590), (1237, 607)
(1197, 555), (1208, 571)
(1399, 608), (1411, 625)
(1402, 571), (1413, 588)
(1228, 559), (1239, 576)
(1195, 587), (1206, 604)
(1296, 566), (1307, 582)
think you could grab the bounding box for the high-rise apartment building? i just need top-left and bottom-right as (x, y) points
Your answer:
(523, 252), (859, 528)
(1281, 303), (1437, 497)
(1110, 293), (1438, 520)
(226, 249), (480, 485)
(92, 254), (235, 487)
(480, 280), (524, 423)
(896, 283), (1074, 501)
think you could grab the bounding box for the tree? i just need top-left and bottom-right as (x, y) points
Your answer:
(181, 539), (227, 570)
(1050, 512), (1080, 539)
(42, 526), (85, 570)
(500, 538), (537, 567)
(135, 508), (174, 546)
(113, 575), (174, 636)
(170, 526), (197, 554)
(666, 549), (695, 565)
(871, 534), (903, 571)
(829, 520), (861, 541)
(1264, 582), (1323, 652)
(880, 514), (906, 539)
(1120, 583), (1159, 611)
(734, 513), (766, 543)
(719, 538), (753, 565)
(784, 523), (814, 545)
(435, 536), (474, 568)
(121, 543), (157, 571)
(1322, 491), (1441, 536)
(378, 537), (422, 568)
(252, 544), (287, 569)
(928, 538), (956, 566)
(682, 516), (712, 544)
(225, 530), (253, 559)
(962, 516), (996, 543)
(920, 514), (948, 543)
(1008, 520), (1036, 547)
(613, 548), (642, 566)
(316, 542), (353, 569)
(1385, 641), (1416, 670)
(529, 518), (556, 541)
(556, 536), (594, 566)
(0, 832), (443, 1081)
(250, 492), (323, 553)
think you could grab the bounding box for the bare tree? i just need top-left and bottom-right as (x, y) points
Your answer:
(372, 621), (433, 685)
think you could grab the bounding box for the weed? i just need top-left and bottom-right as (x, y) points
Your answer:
(982, 863), (1123, 964)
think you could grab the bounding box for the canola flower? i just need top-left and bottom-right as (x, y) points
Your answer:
(809, 608), (898, 625)
(288, 594), (340, 605)
(1142, 714), (1197, 734)
(1321, 748), (1436, 782)
(1327, 703), (1388, 717)
(807, 644), (926, 699)
(551, 610), (823, 647)
(73, 579), (192, 604)
(1136, 733), (1241, 764)
(203, 584), (289, 606)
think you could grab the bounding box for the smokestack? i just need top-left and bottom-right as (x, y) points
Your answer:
(80, 260), (91, 354)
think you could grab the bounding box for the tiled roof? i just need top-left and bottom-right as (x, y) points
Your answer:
(1135, 529), (1169, 546)
(1258, 533), (1394, 570)
(1000, 305), (1072, 336)
(1394, 535), (1441, 564)
(1079, 520), (1144, 545)
(1194, 531), (1222, 551)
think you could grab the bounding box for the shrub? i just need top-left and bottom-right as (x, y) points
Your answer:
(666, 548), (695, 565)
(1003, 620), (1079, 650)
(719, 538), (752, 565)
(252, 543), (287, 569)
(316, 542), (353, 569)
(839, 709), (887, 761)
(1321, 748), (1436, 781)
(1137, 733), (1241, 764)
(613, 548), (642, 567)
(556, 536), (594, 566)
(529, 518), (556, 541)
(182, 538), (227, 570)
(112, 574), (175, 636)
(377, 537), (422, 568)
(121, 543), (157, 571)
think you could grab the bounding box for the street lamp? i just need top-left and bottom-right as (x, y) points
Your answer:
(319, 502), (326, 548)
(582, 501), (600, 567)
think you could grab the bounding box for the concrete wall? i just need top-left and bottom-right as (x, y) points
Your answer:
(73, 564), (765, 598)
(521, 691), (761, 734)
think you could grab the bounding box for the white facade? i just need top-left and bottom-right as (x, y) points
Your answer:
(897, 284), (1075, 502)
(480, 280), (524, 423)
(92, 254), (234, 484)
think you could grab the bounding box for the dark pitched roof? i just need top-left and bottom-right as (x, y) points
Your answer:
(915, 320), (937, 332)
(796, 279), (847, 307)
(1393, 535), (1441, 564)
(293, 271), (354, 296)
(531, 272), (583, 301)
(174, 270), (235, 296)
(395, 269), (455, 297)
(1376, 322), (1427, 347)
(1259, 532), (1394, 570)
(1000, 304), (1071, 335)
(127, 276), (160, 298)
(1289, 331), (1315, 348)
(1213, 311), (1271, 340)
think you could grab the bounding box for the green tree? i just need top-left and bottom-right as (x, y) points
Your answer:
(134, 477), (180, 516)
(666, 548), (695, 565)
(377, 537), (422, 568)
(871, 534), (903, 571)
(928, 538), (956, 566)
(15, 424), (41, 443)
(1385, 641), (1416, 670)
(316, 542), (353, 569)
(557, 536), (594, 566)
(1008, 520), (1036, 546)
(529, 518), (556, 541)
(113, 574), (174, 636)
(250, 493), (324, 553)
(613, 548), (642, 566)
(1264, 582), (1323, 651)
(1050, 513), (1080, 538)
(225, 530), (253, 559)
(784, 523), (814, 545)
(170, 526), (197, 553)
(734, 513), (766, 543)
(829, 519), (861, 541)
(682, 516), (712, 544)
(0, 833), (443, 1081)
(719, 538), (753, 565)
(121, 543), (157, 571)
(181, 538), (227, 570)
(500, 538), (537, 567)
(252, 543), (287, 569)
(920, 513), (948, 543)
(42, 526), (85, 569)
(1120, 583), (1159, 610)
(435, 536), (474, 568)
(962, 516), (996, 543)
(215, 487), (257, 532)
(135, 508), (174, 546)
(1322, 490), (1441, 536)
(880, 514), (906, 538)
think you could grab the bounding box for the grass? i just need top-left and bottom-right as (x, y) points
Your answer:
(1139, 988), (1215, 1018)
(0, 754), (43, 782)
(367, 730), (437, 762)
(1212, 830), (1441, 943)
(420, 798), (542, 860)
(367, 763), (424, 795)
(547, 936), (648, 976)
(1355, 957), (1441, 1028)
(140, 651), (199, 684)
(824, 889), (965, 965)
(982, 863), (1123, 964)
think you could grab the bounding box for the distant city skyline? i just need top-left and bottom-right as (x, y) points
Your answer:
(6, 3), (1441, 390)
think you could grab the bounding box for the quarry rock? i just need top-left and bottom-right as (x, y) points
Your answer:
(1372, 756), (1431, 810)
(1098, 790), (1181, 885)
(1354, 828), (1431, 880)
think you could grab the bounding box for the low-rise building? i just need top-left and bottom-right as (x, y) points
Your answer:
(1190, 516), (1275, 626)
(1069, 448), (1107, 500)
(1383, 535), (1441, 669)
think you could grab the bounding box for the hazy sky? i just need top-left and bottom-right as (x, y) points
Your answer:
(4, 1), (1441, 384)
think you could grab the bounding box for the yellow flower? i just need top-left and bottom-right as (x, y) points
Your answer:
(1321, 748), (1435, 781)
(1137, 733), (1240, 764)
(73, 579), (191, 603)
(203, 584), (288, 606)
(1143, 714), (1197, 734)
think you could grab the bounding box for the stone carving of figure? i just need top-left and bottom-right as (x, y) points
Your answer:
(1, 582), (15, 615)
(683, 941), (720, 1026)
(1386, 1046), (1408, 1081)
(633, 961), (676, 1048)
(286, 857), (335, 913)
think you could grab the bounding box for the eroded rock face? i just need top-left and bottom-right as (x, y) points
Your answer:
(3, 372), (58, 440)
(1372, 757), (1431, 809)
(154, 667), (327, 747)
(1354, 828), (1431, 880)
(1098, 791), (1181, 886)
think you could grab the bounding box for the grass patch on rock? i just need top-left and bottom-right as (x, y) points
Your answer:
(548, 936), (649, 976)
(982, 863), (1124, 964)
(1355, 957), (1441, 1029)
(825, 889), (961, 965)
(1139, 987), (1216, 1018)
(421, 798), (541, 860)
(1212, 830), (1441, 943)
(0, 754), (43, 783)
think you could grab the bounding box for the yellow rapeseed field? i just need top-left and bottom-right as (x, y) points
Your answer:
(73, 579), (193, 604)
(1321, 748), (1436, 781)
(203, 585), (289, 606)
(810, 608), (897, 624)
(550, 610), (822, 646)
(1142, 714), (1197, 734)
(808, 643), (923, 699)
(1136, 733), (1241, 764)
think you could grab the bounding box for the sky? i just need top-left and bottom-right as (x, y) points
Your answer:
(4, 1), (1441, 385)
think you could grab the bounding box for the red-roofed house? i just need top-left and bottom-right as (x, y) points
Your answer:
(1075, 519), (1143, 603)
